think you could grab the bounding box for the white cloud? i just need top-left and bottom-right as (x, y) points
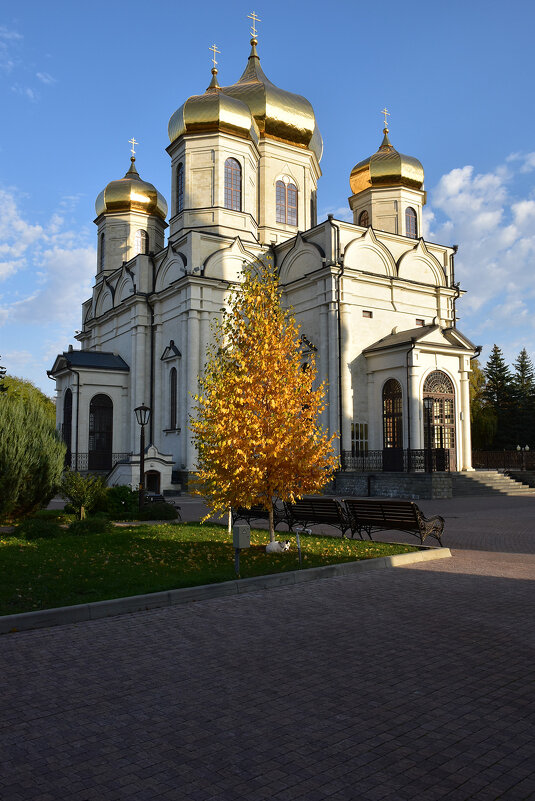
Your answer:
(319, 205), (353, 222)
(0, 25), (22, 72)
(36, 71), (56, 85)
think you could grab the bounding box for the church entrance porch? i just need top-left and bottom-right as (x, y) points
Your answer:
(423, 371), (456, 472)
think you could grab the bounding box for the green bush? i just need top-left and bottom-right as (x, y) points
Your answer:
(137, 502), (179, 521)
(0, 392), (66, 519)
(16, 518), (63, 540)
(94, 485), (139, 519)
(68, 516), (113, 536)
(60, 470), (107, 519)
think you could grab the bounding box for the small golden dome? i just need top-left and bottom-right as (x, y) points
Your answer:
(349, 129), (424, 195)
(95, 158), (168, 220)
(168, 68), (260, 145)
(221, 39), (322, 160)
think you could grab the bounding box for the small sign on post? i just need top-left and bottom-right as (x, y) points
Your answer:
(233, 523), (251, 576)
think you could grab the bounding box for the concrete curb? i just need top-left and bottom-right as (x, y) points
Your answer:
(0, 547), (451, 635)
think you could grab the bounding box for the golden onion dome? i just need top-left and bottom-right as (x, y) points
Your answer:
(168, 68), (260, 145)
(349, 129), (424, 195)
(95, 158), (168, 220)
(221, 38), (322, 161)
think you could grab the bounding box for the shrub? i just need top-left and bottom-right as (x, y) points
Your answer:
(0, 392), (66, 519)
(60, 470), (107, 519)
(16, 518), (63, 540)
(137, 502), (179, 521)
(94, 485), (139, 519)
(68, 516), (113, 536)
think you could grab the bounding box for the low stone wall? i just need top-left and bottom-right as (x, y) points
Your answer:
(332, 471), (452, 500)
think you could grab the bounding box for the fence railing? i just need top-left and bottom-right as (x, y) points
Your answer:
(340, 449), (451, 473)
(68, 452), (132, 472)
(472, 450), (534, 470)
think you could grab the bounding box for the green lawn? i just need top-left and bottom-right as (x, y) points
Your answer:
(0, 522), (418, 616)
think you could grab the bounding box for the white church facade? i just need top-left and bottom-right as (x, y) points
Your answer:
(49, 31), (477, 494)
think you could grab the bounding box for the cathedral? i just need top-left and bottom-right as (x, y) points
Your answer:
(49, 27), (476, 494)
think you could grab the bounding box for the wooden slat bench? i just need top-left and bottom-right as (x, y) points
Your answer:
(343, 499), (445, 545)
(232, 503), (286, 529)
(284, 497), (351, 538)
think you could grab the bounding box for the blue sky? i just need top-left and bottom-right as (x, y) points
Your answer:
(1, 0), (534, 393)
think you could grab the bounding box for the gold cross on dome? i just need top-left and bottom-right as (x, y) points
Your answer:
(129, 137), (138, 157)
(381, 107), (390, 128)
(209, 43), (220, 69)
(248, 11), (261, 38)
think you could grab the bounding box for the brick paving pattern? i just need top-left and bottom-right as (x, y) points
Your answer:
(1, 495), (534, 800)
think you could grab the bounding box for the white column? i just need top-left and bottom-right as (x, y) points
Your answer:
(340, 306), (353, 458)
(328, 299), (339, 456)
(186, 309), (200, 471)
(460, 369), (473, 470)
(408, 365), (421, 451)
(319, 305), (329, 431)
(367, 372), (377, 449)
(153, 321), (163, 450)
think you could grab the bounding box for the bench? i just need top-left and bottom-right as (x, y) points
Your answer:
(144, 493), (166, 503)
(284, 497), (351, 538)
(343, 499), (444, 546)
(232, 503), (286, 529)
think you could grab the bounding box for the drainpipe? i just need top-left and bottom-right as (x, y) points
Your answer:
(328, 215), (344, 456)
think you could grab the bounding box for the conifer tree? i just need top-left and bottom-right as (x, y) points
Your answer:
(483, 345), (514, 448)
(469, 358), (497, 449)
(191, 258), (338, 541)
(512, 348), (535, 447)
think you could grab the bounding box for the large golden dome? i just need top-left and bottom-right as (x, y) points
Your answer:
(350, 129), (424, 195)
(222, 38), (322, 160)
(95, 158), (168, 220)
(168, 69), (260, 145)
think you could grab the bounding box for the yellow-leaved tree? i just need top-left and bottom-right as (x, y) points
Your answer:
(190, 257), (338, 541)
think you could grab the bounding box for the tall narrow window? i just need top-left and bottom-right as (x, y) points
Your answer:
(358, 210), (369, 227)
(99, 233), (105, 272)
(276, 179), (298, 225)
(310, 190), (317, 227)
(63, 388), (72, 467)
(169, 367), (177, 430)
(176, 162), (184, 213)
(383, 379), (403, 449)
(405, 207), (417, 238)
(135, 229), (148, 255)
(224, 158), (241, 211)
(88, 394), (113, 471)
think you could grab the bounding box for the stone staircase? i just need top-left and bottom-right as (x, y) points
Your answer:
(452, 470), (535, 497)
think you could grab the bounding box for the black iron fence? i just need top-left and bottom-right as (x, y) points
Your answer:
(67, 453), (132, 472)
(340, 449), (451, 473)
(472, 450), (535, 470)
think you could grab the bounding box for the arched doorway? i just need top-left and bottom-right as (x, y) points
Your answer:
(145, 470), (161, 494)
(63, 388), (72, 467)
(88, 394), (113, 470)
(423, 371), (456, 471)
(383, 378), (403, 471)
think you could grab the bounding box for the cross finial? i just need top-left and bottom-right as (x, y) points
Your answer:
(209, 43), (220, 70)
(381, 107), (390, 129)
(248, 11), (261, 38)
(129, 137), (138, 157)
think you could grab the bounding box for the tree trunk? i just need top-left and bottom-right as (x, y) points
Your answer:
(80, 505), (86, 520)
(268, 502), (275, 542)
(227, 507), (232, 536)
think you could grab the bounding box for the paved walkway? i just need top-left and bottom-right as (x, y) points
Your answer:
(1, 496), (534, 800)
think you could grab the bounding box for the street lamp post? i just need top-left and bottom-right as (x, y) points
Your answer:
(134, 403), (151, 511)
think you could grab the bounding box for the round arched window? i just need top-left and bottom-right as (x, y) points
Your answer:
(405, 207), (417, 238)
(358, 210), (369, 227)
(224, 158), (242, 211)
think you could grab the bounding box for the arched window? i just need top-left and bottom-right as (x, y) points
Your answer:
(383, 379), (403, 449)
(358, 210), (369, 227)
(169, 367), (177, 430)
(176, 162), (184, 213)
(224, 158), (241, 211)
(99, 233), (105, 272)
(423, 371), (455, 470)
(88, 394), (113, 470)
(405, 207), (417, 238)
(135, 229), (149, 255)
(63, 388), (72, 466)
(276, 179), (298, 225)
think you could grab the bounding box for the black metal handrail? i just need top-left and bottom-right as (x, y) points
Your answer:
(68, 452), (132, 472)
(340, 449), (451, 473)
(472, 450), (534, 470)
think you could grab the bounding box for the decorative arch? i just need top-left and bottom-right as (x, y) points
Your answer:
(203, 237), (257, 281)
(155, 254), (186, 291)
(397, 240), (445, 286)
(343, 229), (396, 277)
(88, 394), (113, 470)
(116, 274), (134, 303)
(279, 233), (324, 284)
(95, 288), (113, 316)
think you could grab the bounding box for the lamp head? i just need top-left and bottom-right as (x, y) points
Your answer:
(134, 403), (151, 427)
